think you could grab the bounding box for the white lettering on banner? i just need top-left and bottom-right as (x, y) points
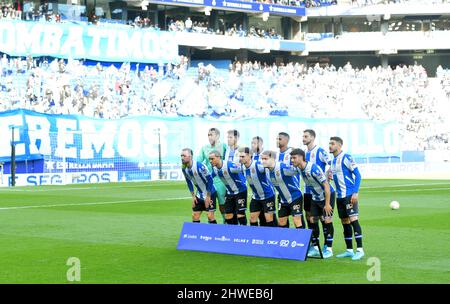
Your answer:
(0, 21), (15, 53)
(1, 111), (400, 160)
(60, 26), (85, 57)
(86, 27), (107, 57)
(142, 121), (167, 158)
(1, 172), (118, 187)
(270, 6), (297, 14)
(0, 21), (177, 62)
(116, 31), (143, 60)
(0, 114), (24, 157)
(55, 119), (78, 158)
(175, 0), (204, 4)
(41, 24), (63, 55)
(384, 124), (400, 155)
(223, 2), (253, 9)
(141, 31), (178, 64)
(79, 120), (117, 159)
(117, 120), (141, 158)
(25, 115), (51, 155)
(151, 169), (183, 181)
(106, 29), (117, 58)
(14, 22), (43, 54)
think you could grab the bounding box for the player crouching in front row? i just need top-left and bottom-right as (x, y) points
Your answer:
(208, 150), (248, 225)
(260, 150), (305, 229)
(181, 148), (217, 224)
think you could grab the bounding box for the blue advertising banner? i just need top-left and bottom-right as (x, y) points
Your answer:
(0, 109), (400, 185)
(0, 109), (401, 162)
(148, 0), (306, 16)
(0, 20), (178, 63)
(177, 222), (312, 260)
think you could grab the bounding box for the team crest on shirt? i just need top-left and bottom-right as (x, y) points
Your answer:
(252, 168), (256, 174)
(223, 170), (228, 176)
(311, 152), (315, 160)
(276, 170), (280, 177)
(193, 172), (197, 176)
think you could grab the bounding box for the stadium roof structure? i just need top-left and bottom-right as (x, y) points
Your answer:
(137, 0), (306, 17)
(306, 1), (450, 17)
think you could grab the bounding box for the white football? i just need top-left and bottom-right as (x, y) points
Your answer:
(390, 201), (400, 210)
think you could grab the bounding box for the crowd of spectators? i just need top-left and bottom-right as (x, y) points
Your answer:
(0, 54), (448, 151)
(168, 18), (283, 39)
(1, 1), (21, 19)
(349, 0), (450, 6)
(253, 0), (337, 7)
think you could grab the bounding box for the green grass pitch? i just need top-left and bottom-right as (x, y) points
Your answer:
(0, 179), (449, 284)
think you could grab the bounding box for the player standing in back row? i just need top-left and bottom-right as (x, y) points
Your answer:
(303, 129), (333, 251)
(224, 130), (241, 165)
(197, 128), (228, 223)
(329, 137), (365, 261)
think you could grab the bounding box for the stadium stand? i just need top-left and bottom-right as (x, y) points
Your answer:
(0, 54), (448, 151)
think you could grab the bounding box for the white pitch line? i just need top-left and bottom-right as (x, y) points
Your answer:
(360, 182), (450, 189)
(0, 196), (191, 211)
(363, 187), (450, 193)
(0, 182), (183, 192)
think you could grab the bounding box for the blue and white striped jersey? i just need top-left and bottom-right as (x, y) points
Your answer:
(330, 151), (362, 198)
(267, 162), (302, 204)
(305, 145), (331, 194)
(277, 147), (293, 165)
(224, 146), (240, 165)
(306, 145), (330, 173)
(212, 161), (247, 195)
(296, 162), (335, 202)
(278, 147), (302, 190)
(182, 161), (215, 200)
(252, 152), (260, 161)
(242, 160), (275, 200)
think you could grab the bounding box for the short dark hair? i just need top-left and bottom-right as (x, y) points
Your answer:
(252, 136), (263, 144)
(290, 148), (305, 160)
(209, 150), (222, 158)
(304, 129), (316, 138)
(182, 148), (193, 156)
(228, 129), (240, 138)
(209, 128), (220, 136)
(278, 132), (290, 139)
(330, 136), (343, 145)
(261, 150), (276, 159)
(238, 147), (251, 154)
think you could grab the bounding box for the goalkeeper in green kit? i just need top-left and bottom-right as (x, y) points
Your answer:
(197, 128), (228, 223)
